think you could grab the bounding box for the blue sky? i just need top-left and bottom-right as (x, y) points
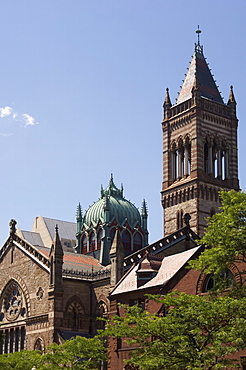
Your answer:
(0, 0), (245, 245)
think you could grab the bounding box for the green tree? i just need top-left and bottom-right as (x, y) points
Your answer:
(105, 293), (246, 370)
(189, 190), (246, 293)
(0, 350), (42, 370)
(105, 191), (246, 369)
(39, 336), (106, 370)
(0, 336), (106, 370)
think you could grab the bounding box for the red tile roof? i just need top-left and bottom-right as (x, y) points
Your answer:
(39, 249), (102, 270)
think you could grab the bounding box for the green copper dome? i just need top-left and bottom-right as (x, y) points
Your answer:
(83, 175), (141, 228)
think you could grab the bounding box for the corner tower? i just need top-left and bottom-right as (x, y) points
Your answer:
(161, 29), (239, 236)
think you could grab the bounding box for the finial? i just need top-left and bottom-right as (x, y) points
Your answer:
(196, 25), (201, 46)
(9, 219), (17, 235)
(55, 224), (59, 233)
(195, 26), (203, 53)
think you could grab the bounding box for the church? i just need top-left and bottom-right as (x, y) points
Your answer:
(0, 29), (242, 367)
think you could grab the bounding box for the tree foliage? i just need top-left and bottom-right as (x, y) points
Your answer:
(189, 190), (246, 292)
(0, 350), (42, 370)
(105, 293), (246, 370)
(0, 336), (106, 370)
(105, 190), (246, 369)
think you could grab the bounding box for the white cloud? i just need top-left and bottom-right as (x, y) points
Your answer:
(22, 113), (39, 127)
(0, 106), (39, 130)
(0, 106), (13, 118)
(0, 133), (12, 137)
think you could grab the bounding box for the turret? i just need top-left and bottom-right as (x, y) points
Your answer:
(163, 88), (172, 119)
(75, 203), (83, 253)
(76, 203), (83, 233)
(227, 85), (237, 117)
(110, 228), (124, 285)
(141, 199), (149, 246)
(48, 226), (64, 343)
(49, 225), (64, 291)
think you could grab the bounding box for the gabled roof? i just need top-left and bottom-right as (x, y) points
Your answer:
(111, 245), (202, 296)
(176, 43), (224, 105)
(30, 216), (76, 250)
(19, 230), (44, 247)
(123, 225), (199, 269)
(0, 234), (50, 272)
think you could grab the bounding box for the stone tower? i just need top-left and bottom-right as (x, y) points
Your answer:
(161, 29), (239, 236)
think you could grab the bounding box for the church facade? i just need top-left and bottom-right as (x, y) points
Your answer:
(0, 30), (242, 368)
(0, 177), (147, 353)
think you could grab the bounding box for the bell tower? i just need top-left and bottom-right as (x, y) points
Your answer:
(161, 29), (239, 236)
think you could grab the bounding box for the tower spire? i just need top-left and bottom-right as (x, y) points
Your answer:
(177, 29), (223, 105)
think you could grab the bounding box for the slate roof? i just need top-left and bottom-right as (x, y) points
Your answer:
(176, 45), (224, 105)
(20, 231), (44, 247)
(41, 217), (76, 242)
(111, 246), (201, 295)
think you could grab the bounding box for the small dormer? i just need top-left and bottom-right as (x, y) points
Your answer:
(136, 253), (162, 287)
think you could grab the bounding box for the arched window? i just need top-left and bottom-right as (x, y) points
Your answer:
(34, 338), (44, 351)
(81, 234), (87, 254)
(204, 140), (209, 174)
(0, 280), (27, 353)
(122, 230), (131, 251)
(213, 148), (218, 178)
(177, 210), (183, 230)
(178, 140), (184, 178)
(66, 300), (84, 331)
(97, 229), (103, 250)
(202, 269), (234, 293)
(133, 233), (142, 251)
(221, 148), (227, 180)
(0, 281), (26, 323)
(110, 227), (116, 245)
(89, 232), (95, 251)
(171, 143), (178, 181)
(185, 140), (191, 176)
(96, 301), (108, 331)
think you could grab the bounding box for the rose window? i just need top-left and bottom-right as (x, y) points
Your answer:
(2, 283), (24, 322)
